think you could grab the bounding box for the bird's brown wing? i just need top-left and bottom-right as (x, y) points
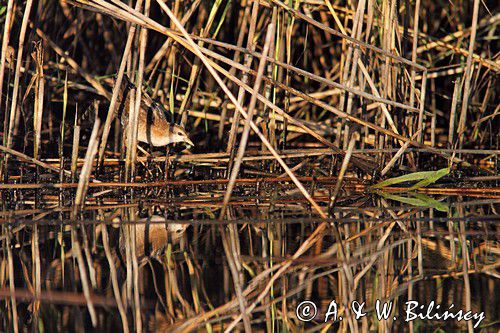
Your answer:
(140, 92), (171, 123)
(116, 75), (172, 125)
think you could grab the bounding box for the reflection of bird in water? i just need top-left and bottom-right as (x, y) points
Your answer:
(115, 76), (194, 147)
(119, 215), (188, 258)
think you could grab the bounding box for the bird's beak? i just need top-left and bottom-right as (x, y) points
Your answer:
(184, 137), (194, 147)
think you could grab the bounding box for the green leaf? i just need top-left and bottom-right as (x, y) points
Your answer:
(378, 192), (449, 212)
(371, 167), (450, 190)
(407, 167), (451, 190)
(411, 193), (449, 212)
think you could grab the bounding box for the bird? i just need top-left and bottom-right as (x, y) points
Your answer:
(115, 76), (194, 148)
(119, 215), (188, 258)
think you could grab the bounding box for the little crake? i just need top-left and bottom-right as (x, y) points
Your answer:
(116, 76), (194, 147)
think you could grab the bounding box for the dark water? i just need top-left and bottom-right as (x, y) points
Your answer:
(0, 159), (498, 332)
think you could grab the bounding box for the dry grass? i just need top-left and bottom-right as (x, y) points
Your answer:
(0, 0), (498, 332)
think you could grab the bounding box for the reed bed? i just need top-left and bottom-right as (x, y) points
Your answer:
(0, 0), (498, 332)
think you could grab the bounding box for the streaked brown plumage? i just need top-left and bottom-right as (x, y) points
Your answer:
(116, 76), (193, 147)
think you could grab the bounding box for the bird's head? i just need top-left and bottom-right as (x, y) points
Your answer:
(170, 124), (194, 147)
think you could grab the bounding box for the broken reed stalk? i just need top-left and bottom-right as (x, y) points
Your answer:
(32, 42), (45, 160)
(31, 223), (41, 320)
(329, 134), (358, 209)
(0, 0), (14, 111)
(409, 0), (421, 108)
(71, 106), (81, 181)
(98, 0), (144, 166)
(4, 227), (19, 333)
(73, 115), (101, 214)
(6, 0), (34, 152)
(456, 0), (480, 151)
(458, 203), (474, 332)
(381, 130), (420, 176)
(129, 0), (150, 181)
(448, 78), (461, 147)
(130, 213), (142, 333)
(125, 85), (137, 181)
